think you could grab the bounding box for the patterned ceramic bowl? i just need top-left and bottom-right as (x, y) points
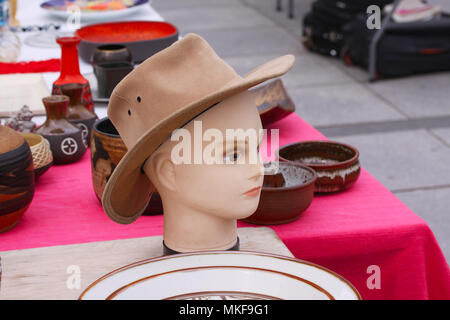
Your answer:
(20, 133), (53, 178)
(278, 141), (361, 193)
(241, 162), (316, 225)
(0, 126), (35, 233)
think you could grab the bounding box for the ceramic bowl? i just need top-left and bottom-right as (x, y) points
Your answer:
(76, 21), (179, 64)
(242, 162), (316, 225)
(91, 117), (163, 215)
(0, 126), (35, 233)
(278, 141), (361, 193)
(19, 133), (53, 178)
(92, 44), (132, 64)
(79, 251), (360, 300)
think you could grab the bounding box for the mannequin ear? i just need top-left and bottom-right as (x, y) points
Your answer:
(145, 152), (178, 193)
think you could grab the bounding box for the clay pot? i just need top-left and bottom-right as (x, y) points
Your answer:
(0, 125), (35, 233)
(241, 162), (316, 225)
(278, 141), (361, 193)
(19, 132), (53, 178)
(34, 95), (87, 164)
(91, 117), (162, 215)
(60, 83), (98, 147)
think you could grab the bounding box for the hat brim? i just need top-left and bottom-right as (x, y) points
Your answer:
(102, 54), (295, 224)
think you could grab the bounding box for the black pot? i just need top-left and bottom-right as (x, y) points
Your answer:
(0, 128), (35, 233)
(94, 61), (134, 98)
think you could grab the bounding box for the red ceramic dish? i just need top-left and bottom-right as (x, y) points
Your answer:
(75, 21), (179, 63)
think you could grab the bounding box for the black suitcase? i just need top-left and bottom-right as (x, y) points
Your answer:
(320, 0), (393, 13)
(343, 12), (450, 78)
(303, 11), (344, 56)
(303, 0), (394, 57)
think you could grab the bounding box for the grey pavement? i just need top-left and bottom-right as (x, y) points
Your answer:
(289, 83), (406, 127)
(151, 0), (450, 262)
(433, 127), (450, 146)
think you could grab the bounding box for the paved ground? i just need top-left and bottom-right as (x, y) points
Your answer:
(152, 0), (450, 262)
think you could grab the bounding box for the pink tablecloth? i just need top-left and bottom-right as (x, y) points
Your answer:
(1, 113), (449, 300)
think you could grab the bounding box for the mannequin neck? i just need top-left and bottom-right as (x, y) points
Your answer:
(161, 196), (239, 253)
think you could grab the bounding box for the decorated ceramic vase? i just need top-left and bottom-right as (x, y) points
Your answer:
(60, 83), (98, 148)
(52, 36), (94, 112)
(0, 125), (35, 233)
(91, 117), (162, 215)
(34, 95), (87, 164)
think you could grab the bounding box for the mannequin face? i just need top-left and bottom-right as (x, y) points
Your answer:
(145, 90), (264, 220)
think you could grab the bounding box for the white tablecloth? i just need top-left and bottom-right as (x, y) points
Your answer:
(15, 0), (163, 121)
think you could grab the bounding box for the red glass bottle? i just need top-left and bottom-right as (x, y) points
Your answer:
(52, 37), (94, 112)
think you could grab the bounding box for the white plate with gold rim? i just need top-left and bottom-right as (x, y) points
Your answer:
(79, 251), (361, 300)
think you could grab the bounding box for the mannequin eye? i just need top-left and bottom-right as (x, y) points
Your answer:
(137, 96), (141, 103)
(223, 151), (242, 164)
(128, 109), (131, 116)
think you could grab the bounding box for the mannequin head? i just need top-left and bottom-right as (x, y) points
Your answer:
(143, 90), (264, 252)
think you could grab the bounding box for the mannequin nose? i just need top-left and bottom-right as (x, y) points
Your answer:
(249, 159), (264, 182)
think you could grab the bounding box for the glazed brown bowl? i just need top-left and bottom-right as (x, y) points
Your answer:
(241, 162), (316, 225)
(91, 117), (162, 215)
(278, 141), (361, 193)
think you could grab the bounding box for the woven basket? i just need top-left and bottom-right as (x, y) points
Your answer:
(20, 133), (53, 171)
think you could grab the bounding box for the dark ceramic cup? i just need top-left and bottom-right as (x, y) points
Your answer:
(93, 61), (134, 98)
(92, 44), (132, 65)
(90, 117), (162, 215)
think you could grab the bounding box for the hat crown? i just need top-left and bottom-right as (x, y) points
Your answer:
(108, 33), (240, 148)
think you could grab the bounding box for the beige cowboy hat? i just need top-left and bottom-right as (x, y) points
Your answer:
(102, 33), (295, 224)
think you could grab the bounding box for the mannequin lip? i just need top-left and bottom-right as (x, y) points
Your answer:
(243, 186), (261, 197)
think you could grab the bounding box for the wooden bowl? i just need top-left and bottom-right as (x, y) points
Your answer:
(241, 162), (316, 225)
(76, 21), (179, 64)
(91, 117), (162, 215)
(0, 126), (35, 233)
(20, 133), (53, 178)
(278, 141), (361, 193)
